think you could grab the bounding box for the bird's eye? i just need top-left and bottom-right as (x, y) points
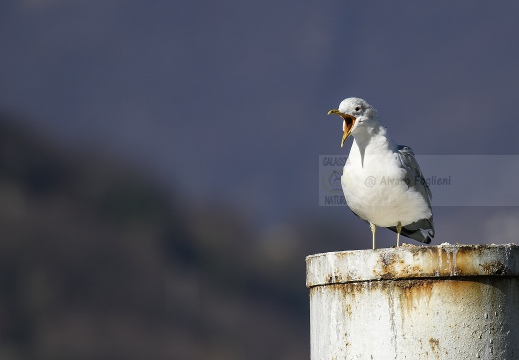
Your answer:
(355, 106), (361, 111)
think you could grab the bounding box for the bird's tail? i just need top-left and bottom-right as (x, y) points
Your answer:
(388, 217), (434, 244)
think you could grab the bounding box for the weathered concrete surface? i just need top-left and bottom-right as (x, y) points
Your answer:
(306, 244), (519, 360)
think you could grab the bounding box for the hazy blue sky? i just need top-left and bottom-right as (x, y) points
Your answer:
(2, 0), (519, 248)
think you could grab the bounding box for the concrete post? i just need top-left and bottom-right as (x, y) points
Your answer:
(306, 244), (519, 360)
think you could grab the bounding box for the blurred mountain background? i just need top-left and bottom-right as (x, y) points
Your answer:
(1, 1), (519, 359)
(0, 110), (355, 359)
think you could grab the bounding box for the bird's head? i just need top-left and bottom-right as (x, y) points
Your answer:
(327, 97), (378, 147)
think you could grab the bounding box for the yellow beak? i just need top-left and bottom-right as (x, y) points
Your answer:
(327, 109), (357, 147)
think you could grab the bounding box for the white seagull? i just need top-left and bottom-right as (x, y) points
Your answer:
(328, 97), (434, 249)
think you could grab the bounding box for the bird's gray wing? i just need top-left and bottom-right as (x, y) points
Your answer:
(389, 145), (435, 243)
(396, 145), (432, 202)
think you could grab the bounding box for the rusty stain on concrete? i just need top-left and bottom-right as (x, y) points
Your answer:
(480, 260), (508, 275)
(429, 337), (440, 353)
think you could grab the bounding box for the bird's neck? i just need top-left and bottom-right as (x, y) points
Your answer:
(350, 122), (397, 166)
(354, 122), (395, 151)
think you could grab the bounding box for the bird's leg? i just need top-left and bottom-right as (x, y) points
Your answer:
(370, 223), (376, 250)
(396, 221), (402, 247)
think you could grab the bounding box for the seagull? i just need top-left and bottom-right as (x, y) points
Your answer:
(327, 97), (434, 249)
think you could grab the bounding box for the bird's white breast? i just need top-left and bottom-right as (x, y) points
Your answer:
(341, 136), (431, 227)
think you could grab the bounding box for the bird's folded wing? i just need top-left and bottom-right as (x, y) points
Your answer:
(396, 145), (432, 202)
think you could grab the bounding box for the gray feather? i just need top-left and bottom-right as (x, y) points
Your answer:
(391, 145), (435, 243)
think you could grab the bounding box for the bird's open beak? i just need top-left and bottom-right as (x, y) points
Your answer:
(327, 109), (356, 147)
